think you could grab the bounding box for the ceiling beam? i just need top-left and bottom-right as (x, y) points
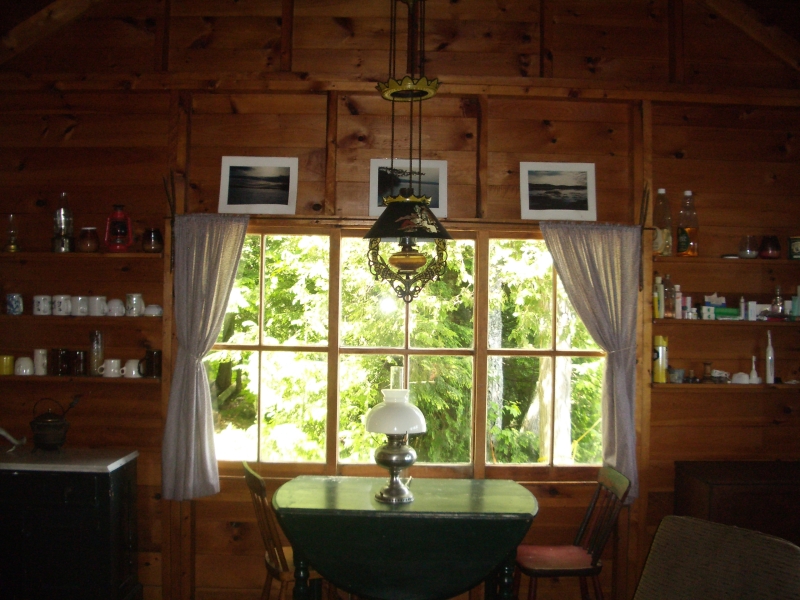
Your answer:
(0, 0), (105, 66)
(700, 0), (800, 72)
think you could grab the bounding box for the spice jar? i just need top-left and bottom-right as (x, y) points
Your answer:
(142, 228), (164, 253)
(77, 227), (100, 253)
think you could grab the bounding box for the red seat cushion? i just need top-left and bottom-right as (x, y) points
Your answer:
(516, 544), (598, 576)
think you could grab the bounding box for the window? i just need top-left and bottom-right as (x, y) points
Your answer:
(206, 229), (604, 471)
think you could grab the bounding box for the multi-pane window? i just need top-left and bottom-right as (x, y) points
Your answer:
(205, 230), (604, 469)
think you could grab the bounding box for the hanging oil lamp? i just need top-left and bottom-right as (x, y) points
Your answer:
(104, 205), (133, 252)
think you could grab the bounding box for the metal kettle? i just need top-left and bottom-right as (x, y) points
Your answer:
(30, 396), (80, 451)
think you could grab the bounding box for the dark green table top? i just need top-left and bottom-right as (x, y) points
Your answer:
(273, 476), (538, 600)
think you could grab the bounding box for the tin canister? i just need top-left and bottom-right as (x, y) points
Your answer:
(788, 236), (800, 260)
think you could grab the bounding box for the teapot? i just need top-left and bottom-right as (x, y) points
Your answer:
(30, 396), (80, 451)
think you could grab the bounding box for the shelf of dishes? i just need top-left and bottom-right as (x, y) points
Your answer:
(653, 318), (799, 326)
(651, 383), (800, 391)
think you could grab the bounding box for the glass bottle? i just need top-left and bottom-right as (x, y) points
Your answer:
(89, 330), (104, 377)
(663, 274), (675, 318)
(770, 286), (784, 316)
(652, 188), (673, 256)
(676, 190), (698, 257)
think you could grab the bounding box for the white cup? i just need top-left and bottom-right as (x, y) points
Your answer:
(70, 295), (89, 317)
(99, 358), (123, 378)
(33, 295), (52, 316)
(107, 299), (125, 317)
(14, 356), (34, 375)
(33, 349), (48, 376)
(144, 304), (163, 317)
(88, 296), (108, 316)
(123, 358), (142, 378)
(52, 294), (72, 316)
(125, 293), (145, 317)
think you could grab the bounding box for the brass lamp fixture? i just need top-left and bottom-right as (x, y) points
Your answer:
(364, 0), (451, 303)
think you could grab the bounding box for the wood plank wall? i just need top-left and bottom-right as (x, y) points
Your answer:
(0, 1), (799, 599)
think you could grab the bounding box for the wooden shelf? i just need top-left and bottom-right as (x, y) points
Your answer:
(0, 375), (160, 384)
(653, 318), (798, 326)
(651, 383), (800, 391)
(0, 315), (161, 323)
(653, 256), (799, 266)
(0, 252), (162, 260)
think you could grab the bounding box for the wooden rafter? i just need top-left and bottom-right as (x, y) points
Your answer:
(700, 0), (800, 72)
(0, 0), (105, 66)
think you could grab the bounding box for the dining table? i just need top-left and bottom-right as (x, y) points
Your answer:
(272, 475), (538, 600)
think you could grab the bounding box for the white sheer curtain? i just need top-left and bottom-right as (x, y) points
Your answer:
(162, 214), (249, 500)
(541, 221), (641, 500)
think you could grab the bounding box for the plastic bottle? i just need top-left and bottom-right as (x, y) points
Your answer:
(653, 275), (664, 319)
(674, 285), (683, 319)
(653, 336), (668, 383)
(663, 274), (675, 318)
(676, 190), (699, 257)
(765, 331), (775, 384)
(750, 356), (759, 384)
(652, 188), (673, 256)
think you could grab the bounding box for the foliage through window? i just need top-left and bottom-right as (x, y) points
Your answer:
(205, 231), (604, 469)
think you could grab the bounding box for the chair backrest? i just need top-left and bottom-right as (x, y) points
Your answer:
(633, 515), (800, 599)
(243, 461), (290, 574)
(573, 465), (631, 564)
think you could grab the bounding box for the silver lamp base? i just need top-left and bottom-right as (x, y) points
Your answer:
(374, 434), (416, 504)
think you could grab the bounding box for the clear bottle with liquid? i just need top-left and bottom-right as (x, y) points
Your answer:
(663, 274), (675, 318)
(652, 188), (673, 256)
(676, 190), (698, 257)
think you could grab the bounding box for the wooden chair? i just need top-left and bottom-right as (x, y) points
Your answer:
(514, 466), (631, 600)
(243, 462), (332, 600)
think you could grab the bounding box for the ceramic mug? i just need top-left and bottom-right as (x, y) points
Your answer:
(33, 349), (48, 376)
(14, 356), (33, 376)
(88, 295), (108, 316)
(52, 294), (72, 316)
(33, 295), (52, 316)
(70, 295), (89, 317)
(107, 299), (125, 317)
(124, 358), (142, 378)
(99, 358), (123, 378)
(6, 293), (23, 316)
(125, 293), (145, 317)
(143, 304), (163, 317)
(0, 355), (14, 375)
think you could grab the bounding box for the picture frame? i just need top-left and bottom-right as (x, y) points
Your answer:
(369, 159), (447, 218)
(519, 162), (597, 221)
(218, 156), (298, 215)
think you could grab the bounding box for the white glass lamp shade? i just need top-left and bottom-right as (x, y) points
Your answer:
(365, 389), (427, 435)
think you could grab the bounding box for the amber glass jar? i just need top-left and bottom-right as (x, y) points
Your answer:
(76, 227), (100, 253)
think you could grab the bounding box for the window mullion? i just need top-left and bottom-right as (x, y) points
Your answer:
(327, 231), (341, 474)
(549, 268), (558, 467)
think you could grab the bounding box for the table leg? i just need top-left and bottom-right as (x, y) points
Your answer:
(293, 555), (311, 600)
(496, 551), (516, 600)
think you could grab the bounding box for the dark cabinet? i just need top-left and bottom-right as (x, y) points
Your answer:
(674, 460), (800, 546)
(0, 449), (142, 600)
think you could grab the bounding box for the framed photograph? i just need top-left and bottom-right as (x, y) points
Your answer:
(370, 159), (447, 218)
(218, 156), (298, 215)
(519, 162), (597, 221)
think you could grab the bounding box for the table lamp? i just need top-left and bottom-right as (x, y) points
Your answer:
(365, 366), (426, 504)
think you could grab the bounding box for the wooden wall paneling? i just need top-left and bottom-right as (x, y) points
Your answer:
(325, 91), (338, 215)
(476, 95), (488, 218)
(187, 92), (328, 215)
(683, 0), (800, 88)
(486, 97), (634, 223)
(546, 0), (669, 82)
(669, 0), (685, 83)
(334, 93), (478, 218)
(281, 0), (294, 71)
(156, 0), (172, 72)
(0, 0), (162, 74)
(699, 0), (800, 74)
(168, 0), (283, 73)
(0, 0), (105, 66)
(540, 0), (553, 77)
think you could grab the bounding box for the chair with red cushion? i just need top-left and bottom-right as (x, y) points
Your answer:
(514, 466), (631, 600)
